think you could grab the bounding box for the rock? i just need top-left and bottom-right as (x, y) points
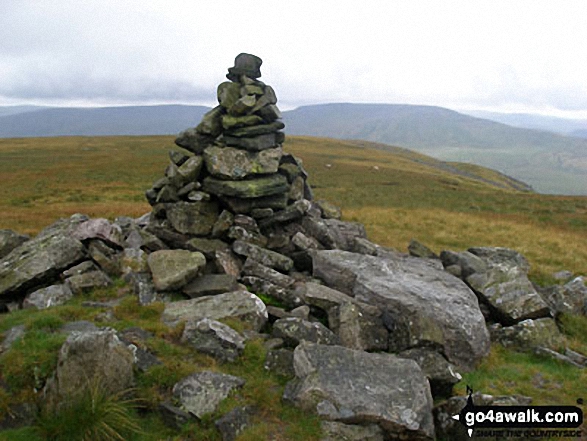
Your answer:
(165, 200), (219, 236)
(315, 200), (342, 220)
(225, 121), (285, 137)
(0, 324), (25, 354)
(398, 348), (462, 398)
(44, 329), (135, 405)
(65, 270), (112, 295)
(159, 402), (193, 429)
(223, 133), (278, 151)
(181, 318), (245, 362)
(214, 249), (243, 277)
(196, 106), (224, 137)
(215, 406), (255, 441)
(538, 276), (587, 316)
(329, 302), (388, 352)
(0, 229), (29, 259)
(241, 275), (302, 309)
(272, 317), (340, 347)
(203, 174), (289, 199)
(87, 240), (120, 276)
(320, 421), (385, 441)
(489, 318), (565, 351)
(62, 260), (97, 277)
(222, 113), (263, 129)
(176, 155), (203, 184)
(312, 250), (490, 371)
(463, 247), (551, 324)
(258, 199), (311, 228)
(434, 393), (532, 441)
(0, 233), (86, 300)
(161, 290), (268, 331)
(212, 209), (234, 238)
(217, 81), (242, 109)
(220, 193), (288, 214)
(204, 146), (282, 180)
(284, 343), (435, 440)
(232, 240), (293, 273)
(241, 258), (295, 288)
(59, 320), (99, 334)
(408, 239), (438, 259)
(124, 272), (157, 305)
(147, 250), (206, 291)
(172, 371), (245, 419)
(226, 53), (262, 81)
(22, 284), (73, 309)
(119, 247), (149, 274)
(292, 232), (323, 251)
(72, 218), (124, 248)
(186, 238), (230, 260)
(553, 270), (574, 281)
(182, 274), (239, 298)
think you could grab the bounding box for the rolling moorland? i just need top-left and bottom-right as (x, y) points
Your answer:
(1, 103), (587, 195)
(0, 134), (586, 439)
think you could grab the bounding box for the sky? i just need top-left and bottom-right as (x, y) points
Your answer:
(1, 0), (586, 118)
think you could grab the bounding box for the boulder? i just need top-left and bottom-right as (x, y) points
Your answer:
(22, 284), (74, 309)
(161, 290), (268, 331)
(284, 343), (435, 440)
(172, 371), (245, 419)
(0, 233), (86, 300)
(312, 250), (490, 371)
(44, 329), (135, 404)
(272, 317), (340, 347)
(147, 250), (206, 291)
(0, 229), (29, 259)
(204, 146), (282, 180)
(181, 318), (245, 362)
(538, 276), (587, 316)
(489, 318), (565, 351)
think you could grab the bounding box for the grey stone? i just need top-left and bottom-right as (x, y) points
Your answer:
(175, 128), (215, 155)
(242, 258), (296, 288)
(538, 276), (587, 315)
(44, 329), (135, 405)
(196, 106), (224, 137)
(72, 218), (124, 248)
(242, 275), (303, 309)
(225, 121), (285, 138)
(147, 250), (206, 291)
(23, 284), (73, 309)
(228, 94), (257, 116)
(553, 270), (574, 281)
(168, 150), (189, 167)
(220, 193), (288, 214)
(273, 317), (339, 347)
(0, 229), (29, 259)
(312, 250), (490, 372)
(217, 81), (242, 109)
(232, 240), (293, 272)
(489, 318), (565, 351)
(215, 406), (255, 441)
(204, 146), (282, 180)
(155, 185), (179, 203)
(264, 348), (295, 377)
(62, 260), (97, 277)
(408, 239), (438, 259)
(212, 209), (234, 238)
(214, 249), (243, 277)
(182, 318), (245, 362)
(329, 302), (388, 352)
(124, 272), (157, 305)
(0, 233), (86, 300)
(284, 343), (435, 440)
(222, 113), (263, 129)
(176, 155), (203, 184)
(183, 274), (239, 298)
(320, 421), (385, 441)
(186, 237), (230, 259)
(227, 225), (268, 247)
(166, 200), (219, 236)
(203, 174), (289, 199)
(0, 324), (26, 354)
(87, 240), (120, 277)
(65, 270), (112, 295)
(159, 402), (193, 429)
(256, 104), (282, 123)
(119, 247), (149, 275)
(172, 371), (245, 419)
(258, 200), (311, 228)
(226, 53), (262, 81)
(161, 290), (268, 331)
(224, 133), (278, 151)
(292, 232), (323, 251)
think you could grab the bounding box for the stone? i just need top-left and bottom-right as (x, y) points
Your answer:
(329, 302), (388, 352)
(272, 317), (340, 347)
(398, 348), (462, 398)
(553, 270), (574, 281)
(291, 232), (323, 251)
(147, 250), (206, 291)
(65, 270), (113, 295)
(0, 324), (26, 354)
(320, 421), (385, 441)
(186, 237), (229, 259)
(217, 81), (242, 109)
(224, 133), (278, 151)
(119, 248), (149, 274)
(226, 53), (262, 81)
(315, 200), (342, 220)
(177, 155), (203, 184)
(221, 113), (263, 129)
(312, 250), (490, 372)
(284, 343), (435, 440)
(175, 128), (215, 155)
(489, 318), (565, 351)
(177, 181), (201, 198)
(59, 320), (100, 334)
(182, 274), (239, 298)
(72, 218), (124, 248)
(0, 229), (29, 259)
(168, 150), (189, 167)
(225, 121), (285, 138)
(22, 284), (73, 309)
(538, 276), (587, 316)
(204, 145), (282, 180)
(232, 240), (293, 272)
(165, 200), (219, 236)
(44, 329), (135, 405)
(220, 193), (288, 214)
(214, 249), (243, 277)
(464, 247), (551, 324)
(159, 402), (193, 430)
(215, 406), (255, 441)
(258, 199), (311, 228)
(228, 94), (257, 116)
(181, 318), (245, 362)
(173, 371), (245, 419)
(408, 239), (438, 259)
(62, 260), (97, 277)
(124, 272), (157, 305)
(212, 209), (234, 238)
(242, 276), (303, 309)
(264, 348), (295, 377)
(156, 185), (179, 203)
(256, 104), (282, 123)
(0, 233), (86, 300)
(87, 240), (120, 276)
(204, 174), (289, 199)
(241, 258), (295, 288)
(161, 290), (268, 331)
(196, 106), (224, 137)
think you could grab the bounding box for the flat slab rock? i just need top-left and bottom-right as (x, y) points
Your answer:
(312, 250), (490, 372)
(284, 343), (435, 440)
(161, 290), (268, 331)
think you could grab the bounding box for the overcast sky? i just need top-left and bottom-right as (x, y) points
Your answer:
(1, 0), (586, 118)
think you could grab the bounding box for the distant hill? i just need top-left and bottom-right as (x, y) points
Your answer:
(283, 103), (587, 195)
(462, 110), (587, 136)
(0, 105), (209, 137)
(571, 129), (587, 139)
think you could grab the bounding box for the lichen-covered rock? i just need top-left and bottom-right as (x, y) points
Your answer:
(172, 371), (245, 419)
(538, 276), (587, 316)
(203, 174), (289, 199)
(66, 270), (112, 295)
(489, 318), (565, 351)
(284, 343), (435, 440)
(72, 218), (124, 248)
(22, 284), (73, 309)
(0, 229), (29, 259)
(313, 250), (490, 372)
(165, 200), (219, 236)
(182, 318), (245, 362)
(272, 317), (340, 347)
(161, 290), (267, 331)
(147, 250), (206, 291)
(204, 145), (282, 180)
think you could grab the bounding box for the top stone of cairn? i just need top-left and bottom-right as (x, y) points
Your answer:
(226, 53), (263, 82)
